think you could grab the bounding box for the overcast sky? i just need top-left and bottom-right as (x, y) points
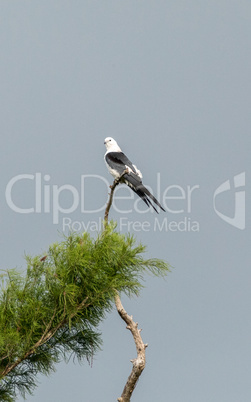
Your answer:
(1, 1), (250, 401)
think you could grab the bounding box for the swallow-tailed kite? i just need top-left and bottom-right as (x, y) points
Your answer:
(104, 137), (165, 213)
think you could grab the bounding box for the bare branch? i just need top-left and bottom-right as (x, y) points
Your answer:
(104, 169), (129, 225)
(115, 293), (147, 402)
(104, 175), (147, 402)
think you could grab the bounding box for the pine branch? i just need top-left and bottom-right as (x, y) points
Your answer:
(1, 297), (89, 378)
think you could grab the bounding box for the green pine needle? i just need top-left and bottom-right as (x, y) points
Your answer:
(0, 223), (170, 400)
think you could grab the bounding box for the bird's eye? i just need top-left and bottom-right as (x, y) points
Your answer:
(109, 139), (111, 141)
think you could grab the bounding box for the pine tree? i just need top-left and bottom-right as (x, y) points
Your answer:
(0, 223), (169, 401)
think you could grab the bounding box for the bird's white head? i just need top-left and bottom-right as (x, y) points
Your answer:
(104, 137), (122, 152)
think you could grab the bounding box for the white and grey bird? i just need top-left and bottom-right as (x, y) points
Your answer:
(104, 137), (165, 213)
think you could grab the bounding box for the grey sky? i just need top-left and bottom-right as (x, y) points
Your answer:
(1, 1), (250, 401)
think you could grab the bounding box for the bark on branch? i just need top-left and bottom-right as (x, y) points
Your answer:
(115, 293), (147, 402)
(104, 169), (129, 225)
(104, 172), (147, 401)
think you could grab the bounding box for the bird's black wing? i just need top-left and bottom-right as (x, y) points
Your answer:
(105, 152), (139, 176)
(106, 152), (165, 212)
